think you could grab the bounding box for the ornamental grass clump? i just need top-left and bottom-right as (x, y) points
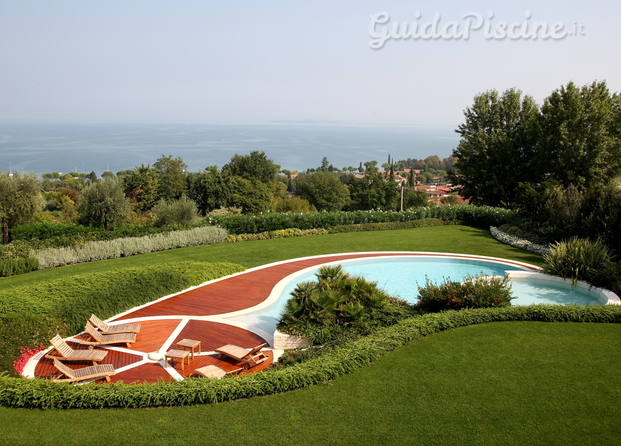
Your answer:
(416, 275), (513, 313)
(543, 237), (617, 290)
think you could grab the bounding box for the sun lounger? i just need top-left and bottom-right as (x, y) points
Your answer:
(194, 364), (243, 379)
(214, 343), (269, 369)
(89, 314), (141, 334)
(45, 335), (108, 365)
(52, 358), (116, 383)
(82, 321), (137, 348)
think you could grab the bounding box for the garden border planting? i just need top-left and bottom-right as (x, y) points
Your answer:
(0, 305), (618, 409)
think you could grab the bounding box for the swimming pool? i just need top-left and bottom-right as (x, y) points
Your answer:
(223, 254), (619, 340)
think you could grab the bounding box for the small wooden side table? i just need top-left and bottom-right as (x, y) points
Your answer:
(165, 349), (191, 370)
(177, 339), (202, 359)
(194, 365), (242, 379)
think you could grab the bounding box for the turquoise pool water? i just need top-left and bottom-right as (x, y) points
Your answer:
(509, 278), (601, 306)
(226, 256), (602, 337)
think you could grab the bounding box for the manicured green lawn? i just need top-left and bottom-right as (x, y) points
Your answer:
(0, 321), (618, 446)
(0, 225), (543, 289)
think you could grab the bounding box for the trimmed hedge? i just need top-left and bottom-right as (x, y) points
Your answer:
(0, 257), (39, 277)
(226, 228), (329, 243)
(0, 261), (246, 375)
(328, 218), (444, 233)
(1, 305), (618, 409)
(205, 206), (516, 235)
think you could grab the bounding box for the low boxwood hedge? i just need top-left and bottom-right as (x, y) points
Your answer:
(1, 305), (618, 409)
(328, 218), (444, 233)
(206, 206), (516, 235)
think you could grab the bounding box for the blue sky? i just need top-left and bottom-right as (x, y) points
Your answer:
(1, 0), (619, 127)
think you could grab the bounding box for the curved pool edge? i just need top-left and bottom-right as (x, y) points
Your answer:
(218, 252), (542, 320)
(506, 271), (621, 306)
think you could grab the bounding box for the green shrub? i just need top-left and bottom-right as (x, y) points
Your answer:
(152, 196), (199, 228)
(0, 261), (245, 321)
(0, 257), (39, 277)
(328, 218), (444, 233)
(0, 314), (69, 376)
(11, 222), (102, 240)
(0, 305), (619, 409)
(416, 275), (514, 313)
(543, 237), (617, 290)
(279, 265), (395, 327)
(205, 206), (515, 235)
(226, 228), (328, 243)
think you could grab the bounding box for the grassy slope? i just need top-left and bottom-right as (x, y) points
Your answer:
(1, 322), (619, 446)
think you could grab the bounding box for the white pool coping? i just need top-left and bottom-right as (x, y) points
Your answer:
(506, 271), (621, 305)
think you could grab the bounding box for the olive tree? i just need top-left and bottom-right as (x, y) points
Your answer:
(78, 178), (131, 230)
(0, 171), (44, 244)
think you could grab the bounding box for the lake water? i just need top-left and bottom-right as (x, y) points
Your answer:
(0, 122), (459, 175)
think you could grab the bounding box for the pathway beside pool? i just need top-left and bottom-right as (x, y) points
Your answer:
(27, 252), (539, 384)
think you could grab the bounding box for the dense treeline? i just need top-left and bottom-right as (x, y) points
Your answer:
(450, 80), (621, 255)
(2, 148), (456, 251)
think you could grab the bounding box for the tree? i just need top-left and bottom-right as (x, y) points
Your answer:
(78, 178), (131, 230)
(408, 169), (416, 187)
(347, 170), (400, 211)
(222, 151), (280, 184)
(540, 81), (621, 189)
(227, 176), (274, 214)
(451, 88), (542, 208)
(86, 171), (98, 184)
(319, 157), (330, 172)
(295, 171), (350, 211)
(364, 160), (379, 173)
(404, 190), (428, 208)
(0, 171), (44, 244)
(154, 155), (188, 200)
(187, 167), (232, 215)
(117, 164), (160, 212)
(152, 195), (198, 227)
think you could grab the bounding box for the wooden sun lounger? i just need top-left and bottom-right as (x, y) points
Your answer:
(52, 358), (116, 383)
(89, 314), (141, 334)
(45, 335), (108, 365)
(82, 321), (137, 348)
(214, 343), (269, 369)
